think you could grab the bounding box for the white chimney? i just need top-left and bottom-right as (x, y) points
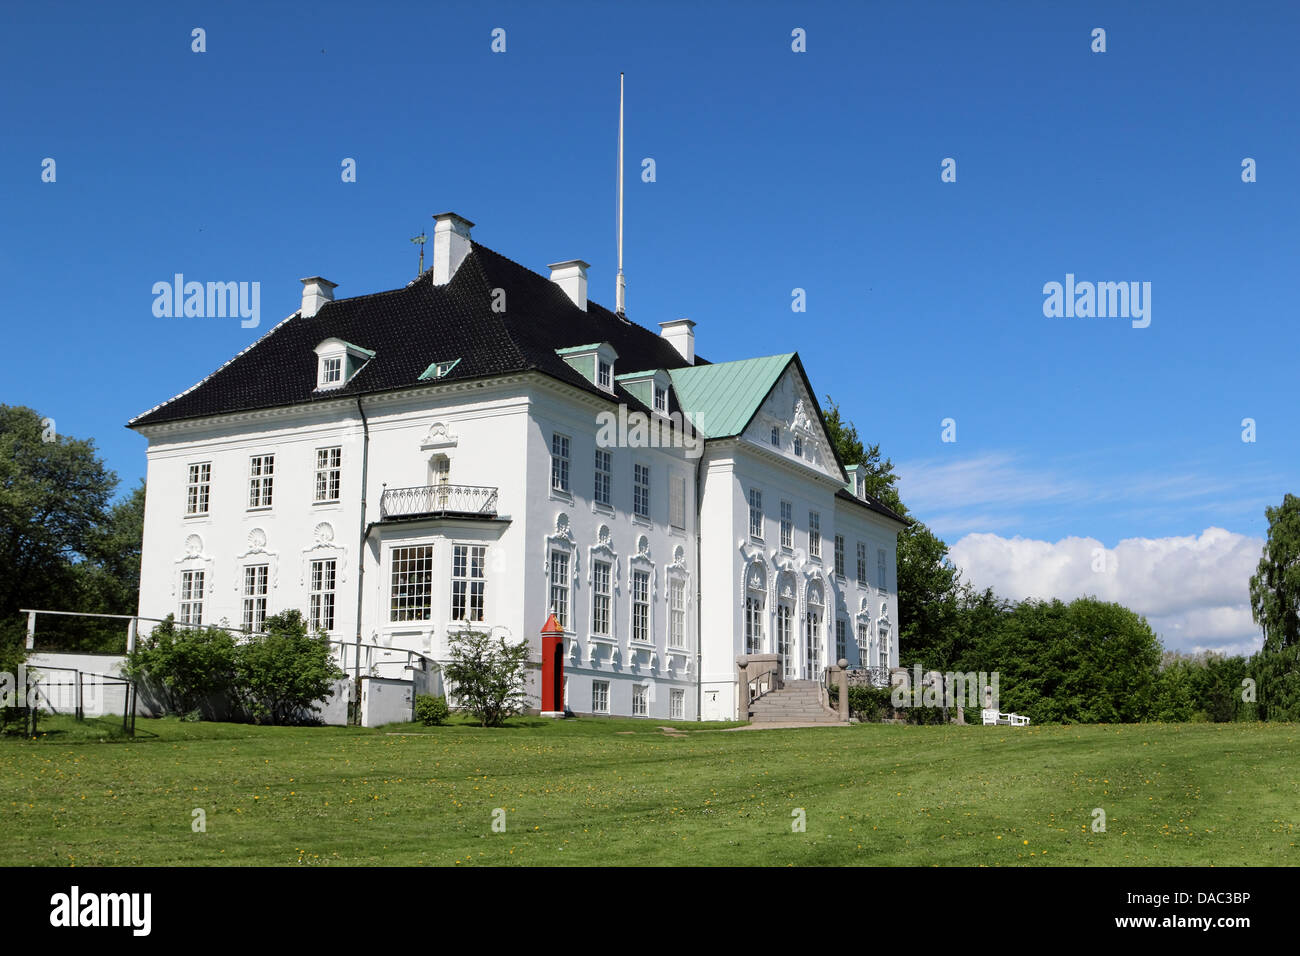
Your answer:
(659, 318), (696, 364)
(548, 260), (589, 310)
(431, 212), (474, 285)
(300, 276), (337, 318)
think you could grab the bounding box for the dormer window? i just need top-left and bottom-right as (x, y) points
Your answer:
(794, 435), (803, 457)
(314, 338), (374, 391)
(557, 342), (619, 394)
(770, 426), (780, 446)
(654, 385), (668, 414)
(419, 358), (461, 381)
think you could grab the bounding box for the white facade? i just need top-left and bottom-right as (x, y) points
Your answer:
(132, 223), (902, 722)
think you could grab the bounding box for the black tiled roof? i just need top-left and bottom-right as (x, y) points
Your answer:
(129, 242), (701, 427)
(835, 487), (910, 526)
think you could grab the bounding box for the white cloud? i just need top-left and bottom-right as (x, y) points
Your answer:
(948, 528), (1265, 655)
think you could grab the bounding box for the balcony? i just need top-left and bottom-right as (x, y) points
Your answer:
(379, 483), (499, 520)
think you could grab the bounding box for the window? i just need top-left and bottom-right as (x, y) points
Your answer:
(592, 560), (611, 636)
(777, 603), (794, 679)
(242, 564), (269, 632)
(550, 433), (570, 493)
(633, 463), (650, 518)
(322, 356), (342, 385)
(857, 541), (868, 583)
(594, 449), (612, 506)
(745, 593), (764, 655)
(451, 544), (486, 622)
(669, 579), (686, 648)
(248, 454), (275, 509)
(794, 435), (803, 457)
(780, 500), (793, 550)
(670, 688), (684, 720)
(186, 462), (211, 515)
(809, 512), (821, 558)
(597, 360), (612, 391)
(836, 618), (847, 663)
(549, 550), (570, 629)
(632, 684), (649, 716)
(390, 545), (434, 622)
(877, 625), (891, 668)
(748, 489), (763, 539)
(806, 589), (823, 677)
(834, 534), (845, 576)
(669, 475), (686, 529)
(770, 426), (780, 446)
(631, 569), (649, 643)
(878, 548), (887, 590)
(858, 621), (870, 664)
(654, 385), (668, 414)
(315, 446), (342, 503)
(592, 680), (609, 714)
(310, 559), (337, 633)
(179, 570), (204, 624)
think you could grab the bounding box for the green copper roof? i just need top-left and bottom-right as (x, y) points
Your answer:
(668, 353), (794, 438)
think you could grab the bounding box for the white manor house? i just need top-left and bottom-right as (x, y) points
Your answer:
(130, 213), (906, 722)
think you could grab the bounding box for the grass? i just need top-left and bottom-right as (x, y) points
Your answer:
(1, 714), (1297, 866)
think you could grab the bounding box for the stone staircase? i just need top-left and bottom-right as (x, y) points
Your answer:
(748, 679), (842, 724)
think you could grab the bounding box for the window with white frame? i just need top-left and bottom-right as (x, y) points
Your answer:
(592, 680), (609, 714)
(309, 559), (336, 633)
(451, 544), (486, 622)
(669, 474), (686, 529)
(592, 559), (611, 636)
(597, 360), (612, 391)
(314, 446), (341, 503)
(780, 500), (793, 550)
(654, 385), (668, 414)
(186, 462), (211, 516)
(242, 564), (269, 632)
(594, 449), (612, 506)
(794, 435), (803, 457)
(877, 625), (890, 668)
(745, 592), (764, 655)
(857, 621), (870, 664)
(748, 489), (763, 539)
(805, 588), (823, 677)
(322, 356), (342, 385)
(551, 433), (570, 493)
(179, 570), (204, 624)
(669, 579), (686, 648)
(549, 549), (570, 629)
(633, 463), (650, 518)
(631, 569), (650, 643)
(878, 548), (887, 590)
(856, 541), (867, 583)
(670, 688), (684, 720)
(770, 426), (780, 446)
(777, 602), (794, 679)
(632, 684), (649, 716)
(834, 534), (845, 576)
(809, 511), (821, 558)
(390, 545), (434, 622)
(248, 455), (275, 509)
(836, 618), (847, 662)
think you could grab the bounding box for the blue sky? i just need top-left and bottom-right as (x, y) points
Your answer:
(3, 1), (1295, 651)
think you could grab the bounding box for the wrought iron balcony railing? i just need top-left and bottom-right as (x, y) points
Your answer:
(379, 483), (499, 520)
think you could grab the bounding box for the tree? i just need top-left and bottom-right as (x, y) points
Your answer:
(234, 610), (345, 725)
(76, 480), (146, 617)
(0, 405), (116, 622)
(124, 615), (237, 716)
(1248, 493), (1300, 721)
(441, 628), (532, 727)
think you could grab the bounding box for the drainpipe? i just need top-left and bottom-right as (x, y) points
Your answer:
(353, 396), (371, 724)
(693, 451), (703, 721)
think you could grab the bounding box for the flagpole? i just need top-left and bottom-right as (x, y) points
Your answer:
(616, 72), (626, 316)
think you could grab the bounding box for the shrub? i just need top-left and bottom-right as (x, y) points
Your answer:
(441, 628), (531, 727)
(234, 610), (345, 725)
(123, 615), (236, 716)
(415, 694), (449, 726)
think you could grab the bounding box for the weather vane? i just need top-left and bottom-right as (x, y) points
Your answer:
(411, 232), (428, 277)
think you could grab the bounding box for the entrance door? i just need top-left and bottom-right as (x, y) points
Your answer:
(777, 603), (793, 679)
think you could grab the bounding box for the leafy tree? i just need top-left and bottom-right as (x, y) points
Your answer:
(76, 480), (146, 617)
(124, 615), (237, 716)
(1248, 494), (1300, 720)
(234, 610), (345, 725)
(0, 406), (116, 621)
(441, 628), (532, 727)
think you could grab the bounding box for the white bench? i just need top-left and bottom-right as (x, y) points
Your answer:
(981, 708), (1030, 727)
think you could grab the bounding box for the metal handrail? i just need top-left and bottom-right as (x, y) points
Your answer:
(380, 483), (498, 519)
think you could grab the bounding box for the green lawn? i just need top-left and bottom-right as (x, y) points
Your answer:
(2, 715), (1297, 866)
